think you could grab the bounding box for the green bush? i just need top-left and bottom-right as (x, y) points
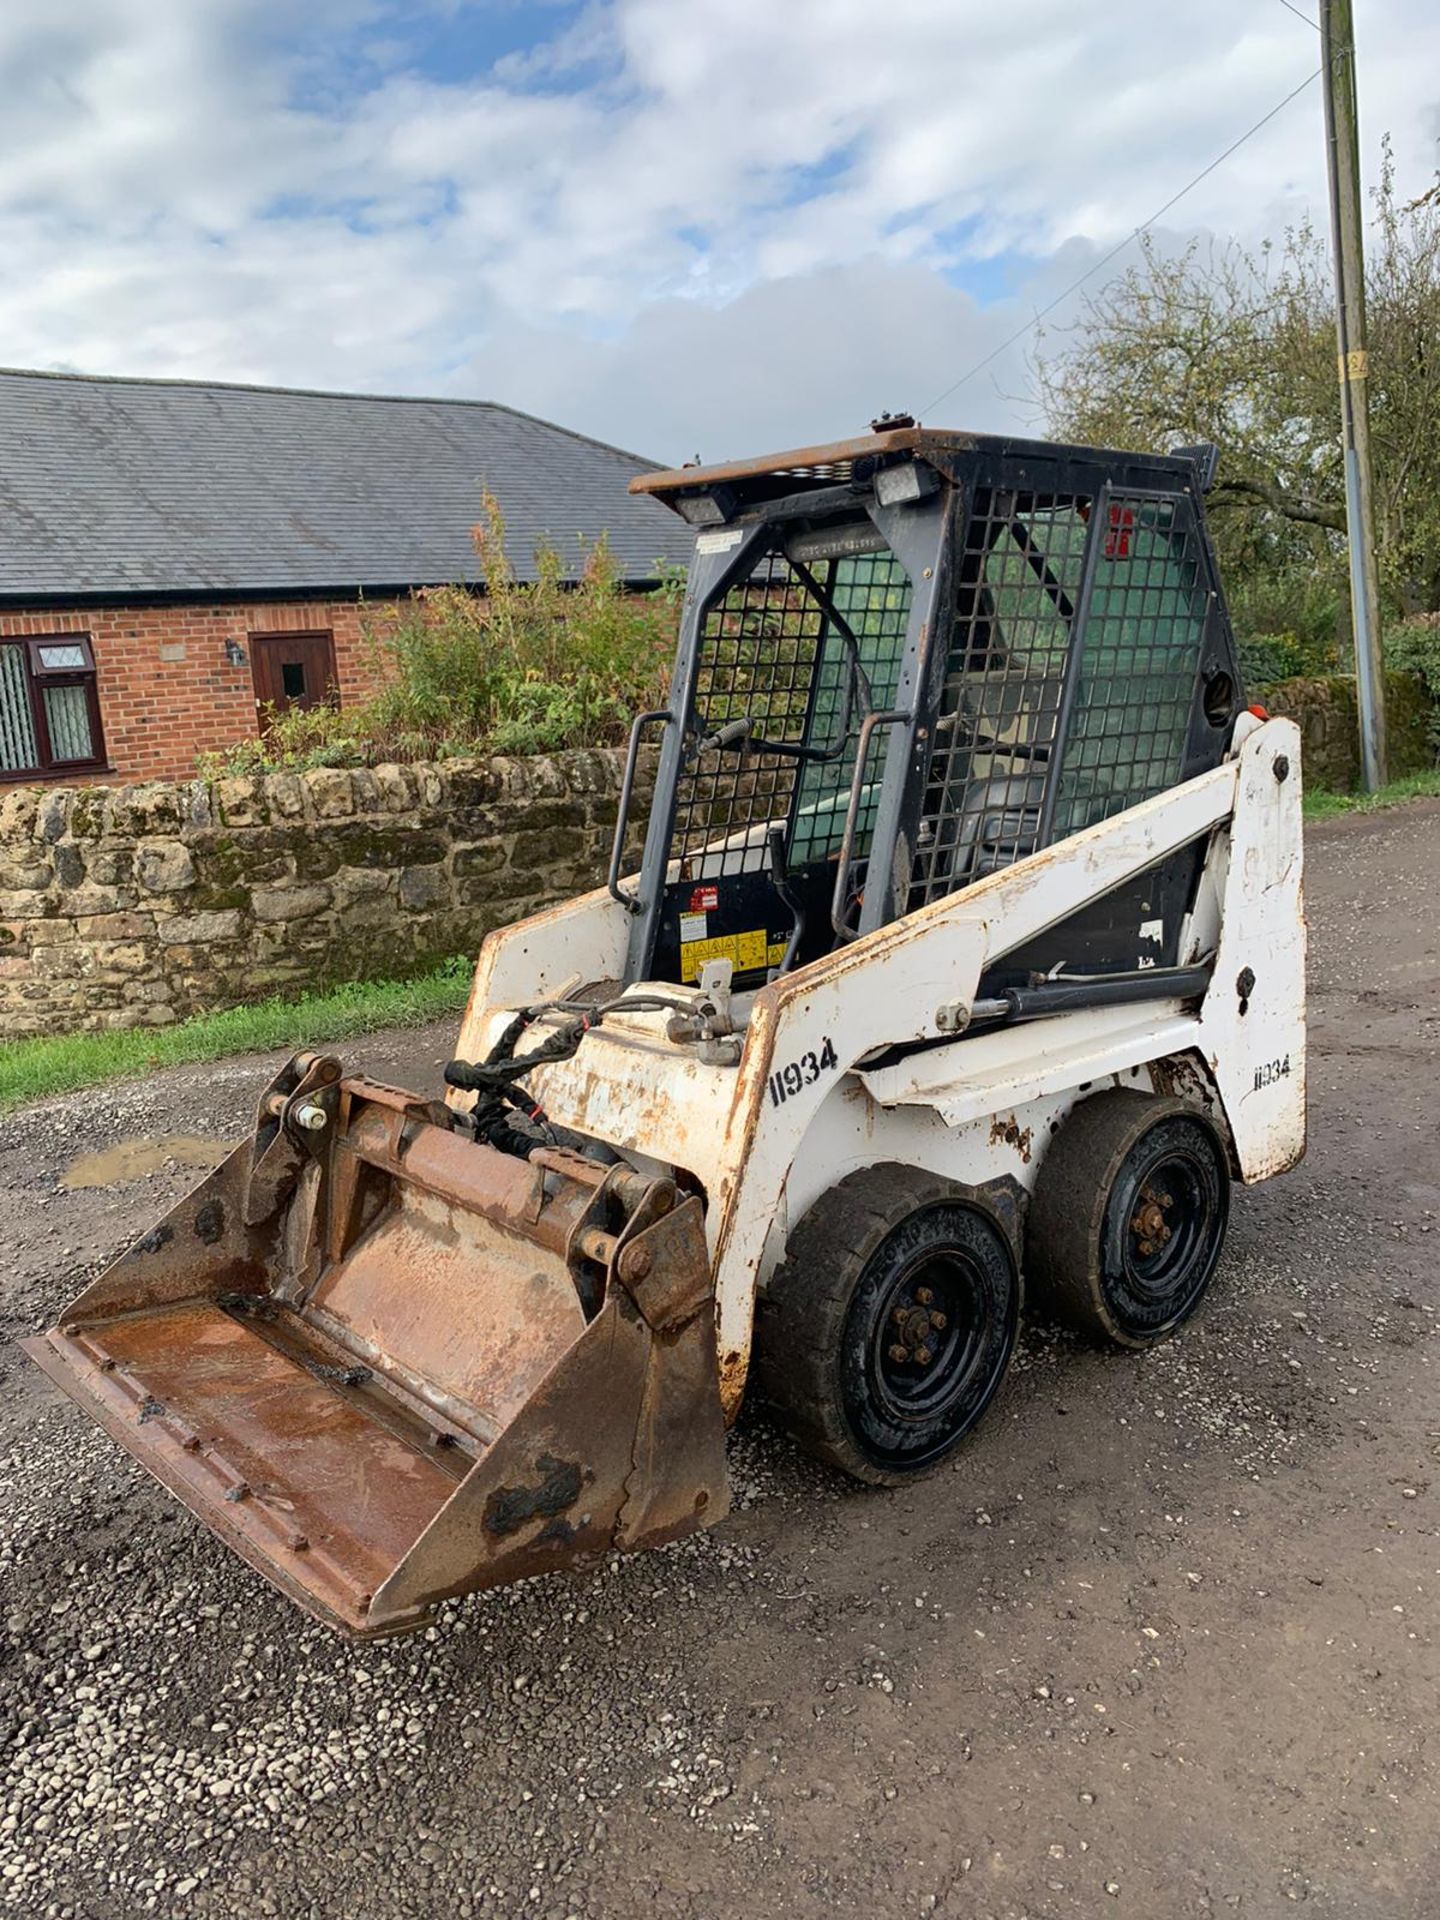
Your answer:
(1385, 614), (1440, 756)
(1230, 569), (1345, 693)
(1236, 632), (1306, 692)
(203, 703), (374, 775)
(200, 495), (683, 776)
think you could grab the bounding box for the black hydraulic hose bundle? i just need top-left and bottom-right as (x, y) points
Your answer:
(443, 1006), (591, 1157)
(443, 992), (696, 1159)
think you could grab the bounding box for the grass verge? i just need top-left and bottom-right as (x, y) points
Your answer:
(0, 959), (471, 1114)
(1303, 768), (1440, 822)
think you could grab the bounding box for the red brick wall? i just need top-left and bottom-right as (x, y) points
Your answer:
(0, 598), (394, 785)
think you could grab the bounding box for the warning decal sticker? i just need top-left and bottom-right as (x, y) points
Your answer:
(679, 931), (788, 983)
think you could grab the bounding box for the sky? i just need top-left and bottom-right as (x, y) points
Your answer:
(1, 0), (1438, 464)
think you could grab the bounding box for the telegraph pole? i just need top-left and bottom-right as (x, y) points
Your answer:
(1321, 0), (1388, 789)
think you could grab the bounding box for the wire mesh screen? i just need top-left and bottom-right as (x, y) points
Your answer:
(910, 490), (1087, 907)
(671, 552), (823, 879)
(1049, 491), (1208, 839)
(789, 550), (911, 871)
(671, 545), (911, 880)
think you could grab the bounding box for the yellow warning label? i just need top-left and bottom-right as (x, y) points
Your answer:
(679, 931), (787, 982)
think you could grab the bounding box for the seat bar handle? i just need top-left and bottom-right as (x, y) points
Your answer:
(830, 709), (912, 942)
(608, 709), (673, 913)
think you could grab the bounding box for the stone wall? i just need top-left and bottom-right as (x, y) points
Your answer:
(0, 750), (651, 1039)
(3, 673), (1434, 1040)
(1266, 671), (1434, 792)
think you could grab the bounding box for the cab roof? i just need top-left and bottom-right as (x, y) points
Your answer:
(630, 426), (1215, 515)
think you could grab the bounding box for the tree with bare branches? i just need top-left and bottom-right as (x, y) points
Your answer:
(1038, 146), (1440, 643)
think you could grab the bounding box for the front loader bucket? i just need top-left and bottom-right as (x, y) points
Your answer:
(24, 1053), (729, 1639)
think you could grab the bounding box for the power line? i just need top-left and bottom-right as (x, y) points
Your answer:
(919, 64), (1322, 417)
(1275, 0), (1320, 28)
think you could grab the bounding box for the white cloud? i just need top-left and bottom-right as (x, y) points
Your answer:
(0, 0), (1437, 461)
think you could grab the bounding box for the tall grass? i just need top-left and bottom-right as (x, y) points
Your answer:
(200, 496), (682, 775)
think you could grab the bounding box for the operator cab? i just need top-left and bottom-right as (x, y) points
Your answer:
(618, 425), (1242, 997)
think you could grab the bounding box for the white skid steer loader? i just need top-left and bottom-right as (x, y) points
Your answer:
(27, 424), (1305, 1638)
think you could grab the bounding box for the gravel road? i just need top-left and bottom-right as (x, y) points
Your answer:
(2, 802), (1438, 1920)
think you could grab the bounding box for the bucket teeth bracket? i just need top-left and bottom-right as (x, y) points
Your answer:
(242, 1051), (343, 1226)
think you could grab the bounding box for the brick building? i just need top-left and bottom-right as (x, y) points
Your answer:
(0, 370), (690, 785)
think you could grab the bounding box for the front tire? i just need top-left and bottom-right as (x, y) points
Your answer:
(1027, 1090), (1231, 1348)
(753, 1166), (1020, 1487)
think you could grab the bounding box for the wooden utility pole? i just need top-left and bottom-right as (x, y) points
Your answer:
(1321, 0), (1388, 789)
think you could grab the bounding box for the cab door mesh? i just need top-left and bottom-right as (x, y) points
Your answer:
(670, 552), (824, 879)
(787, 550), (911, 886)
(910, 484), (1213, 910)
(669, 547), (910, 879)
(910, 489), (1087, 908)
(1044, 487), (1211, 842)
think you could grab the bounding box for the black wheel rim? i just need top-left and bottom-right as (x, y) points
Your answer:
(837, 1201), (1019, 1475)
(868, 1248), (990, 1426)
(1120, 1149), (1210, 1297)
(1100, 1120), (1228, 1338)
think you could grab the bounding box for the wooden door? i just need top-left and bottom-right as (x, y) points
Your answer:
(250, 631), (338, 724)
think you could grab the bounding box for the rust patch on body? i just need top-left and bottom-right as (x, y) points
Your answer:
(989, 1114), (1034, 1163)
(717, 1346), (749, 1421)
(195, 1200), (225, 1245)
(630, 427), (973, 499)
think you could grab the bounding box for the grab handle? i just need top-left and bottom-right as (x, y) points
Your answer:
(608, 710), (672, 912)
(830, 709), (912, 942)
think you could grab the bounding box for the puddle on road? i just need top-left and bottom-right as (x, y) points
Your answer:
(59, 1135), (231, 1191)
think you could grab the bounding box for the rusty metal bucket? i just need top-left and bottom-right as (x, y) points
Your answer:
(24, 1053), (729, 1639)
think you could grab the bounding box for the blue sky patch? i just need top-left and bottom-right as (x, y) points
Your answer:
(393, 0), (596, 90)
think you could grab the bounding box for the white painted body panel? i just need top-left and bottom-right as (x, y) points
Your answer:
(450, 718), (1306, 1418)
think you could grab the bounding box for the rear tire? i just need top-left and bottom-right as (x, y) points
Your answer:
(1027, 1091), (1230, 1348)
(753, 1166), (1020, 1487)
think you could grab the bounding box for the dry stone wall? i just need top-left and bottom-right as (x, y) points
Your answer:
(1266, 671), (1433, 791)
(2, 677), (1433, 1042)
(0, 751), (651, 1039)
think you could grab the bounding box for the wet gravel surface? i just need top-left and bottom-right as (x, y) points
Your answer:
(2, 802), (1439, 1919)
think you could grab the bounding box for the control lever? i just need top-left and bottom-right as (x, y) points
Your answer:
(767, 825), (804, 977)
(696, 718), (752, 754)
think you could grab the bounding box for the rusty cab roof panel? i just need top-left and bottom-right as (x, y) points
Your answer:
(630, 427), (1215, 520)
(628, 427), (972, 499)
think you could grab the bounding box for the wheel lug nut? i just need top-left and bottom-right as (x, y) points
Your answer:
(892, 1307), (908, 1327)
(915, 1287), (934, 1307)
(915, 1345), (933, 1366)
(888, 1343), (909, 1365)
(929, 1312), (947, 1331)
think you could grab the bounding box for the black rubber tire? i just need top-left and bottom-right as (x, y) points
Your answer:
(1027, 1091), (1231, 1349)
(752, 1165), (1021, 1487)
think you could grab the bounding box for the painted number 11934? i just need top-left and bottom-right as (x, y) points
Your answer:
(1253, 1053), (1292, 1091)
(768, 1036), (839, 1106)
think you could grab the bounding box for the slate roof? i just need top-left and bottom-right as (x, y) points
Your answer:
(0, 369), (692, 603)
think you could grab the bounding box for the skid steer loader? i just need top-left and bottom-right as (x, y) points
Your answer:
(27, 423), (1306, 1639)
